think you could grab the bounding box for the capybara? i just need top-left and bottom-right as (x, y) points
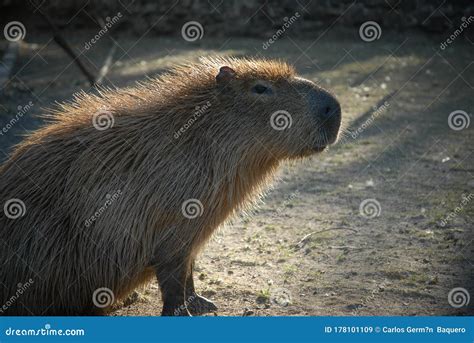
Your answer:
(0, 57), (341, 316)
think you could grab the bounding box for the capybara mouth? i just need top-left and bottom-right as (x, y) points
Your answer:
(321, 113), (342, 145)
(313, 125), (340, 152)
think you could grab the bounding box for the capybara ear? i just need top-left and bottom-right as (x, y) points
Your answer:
(216, 66), (236, 85)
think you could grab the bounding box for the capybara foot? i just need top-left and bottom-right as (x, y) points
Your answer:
(186, 294), (218, 315)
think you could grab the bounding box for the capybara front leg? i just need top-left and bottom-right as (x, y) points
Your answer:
(155, 259), (190, 316)
(185, 261), (218, 315)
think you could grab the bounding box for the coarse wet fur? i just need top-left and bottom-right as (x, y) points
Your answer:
(0, 56), (341, 316)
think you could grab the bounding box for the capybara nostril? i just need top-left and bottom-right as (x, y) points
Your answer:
(312, 89), (341, 122)
(308, 89), (342, 145)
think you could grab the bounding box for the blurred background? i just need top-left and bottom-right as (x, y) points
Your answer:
(0, 0), (473, 315)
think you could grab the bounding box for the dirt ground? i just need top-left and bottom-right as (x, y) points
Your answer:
(0, 28), (473, 316)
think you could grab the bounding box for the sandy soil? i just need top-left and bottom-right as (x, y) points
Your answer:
(0, 28), (472, 316)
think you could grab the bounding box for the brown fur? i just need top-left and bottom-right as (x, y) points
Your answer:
(0, 56), (340, 315)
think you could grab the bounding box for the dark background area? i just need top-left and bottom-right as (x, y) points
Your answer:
(1, 1), (474, 37)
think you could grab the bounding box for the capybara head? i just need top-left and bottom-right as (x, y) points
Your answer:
(167, 57), (341, 159)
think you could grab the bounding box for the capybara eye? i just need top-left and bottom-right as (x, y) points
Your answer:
(251, 84), (272, 95)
